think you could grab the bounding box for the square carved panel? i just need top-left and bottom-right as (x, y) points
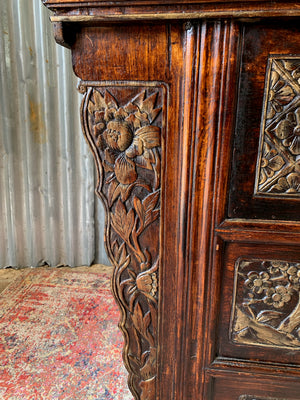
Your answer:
(231, 258), (300, 349)
(254, 56), (300, 197)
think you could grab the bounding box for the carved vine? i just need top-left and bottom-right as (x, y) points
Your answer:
(231, 259), (300, 349)
(80, 84), (164, 400)
(255, 57), (300, 196)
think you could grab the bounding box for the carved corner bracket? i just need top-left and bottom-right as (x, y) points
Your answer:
(79, 81), (166, 400)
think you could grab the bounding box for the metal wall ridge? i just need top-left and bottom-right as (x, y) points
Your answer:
(0, 0), (108, 268)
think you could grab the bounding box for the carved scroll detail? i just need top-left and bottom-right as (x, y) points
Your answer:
(255, 57), (300, 197)
(231, 259), (300, 349)
(80, 82), (165, 400)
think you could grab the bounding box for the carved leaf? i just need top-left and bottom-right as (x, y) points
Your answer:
(140, 92), (157, 114)
(131, 302), (154, 348)
(132, 302), (146, 336)
(135, 126), (161, 149)
(133, 197), (144, 228)
(139, 92), (161, 123)
(133, 191), (160, 234)
(111, 199), (135, 242)
(112, 240), (119, 258)
(132, 91), (146, 109)
(107, 179), (119, 206)
(142, 191), (160, 228)
(88, 100), (95, 115)
(114, 154), (138, 185)
(93, 90), (107, 110)
(143, 310), (151, 331)
(104, 90), (118, 109)
(115, 242), (127, 266)
(144, 318), (155, 347)
(135, 149), (156, 170)
(256, 310), (283, 324)
(128, 353), (142, 369)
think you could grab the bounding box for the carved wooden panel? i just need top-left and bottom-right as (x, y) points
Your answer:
(80, 82), (166, 400)
(231, 258), (300, 349)
(255, 57), (300, 197)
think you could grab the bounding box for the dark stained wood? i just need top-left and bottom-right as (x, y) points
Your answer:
(72, 24), (170, 82)
(216, 219), (300, 245)
(211, 375), (300, 400)
(176, 20), (242, 400)
(228, 20), (300, 222)
(41, 1), (300, 399)
(52, 21), (76, 49)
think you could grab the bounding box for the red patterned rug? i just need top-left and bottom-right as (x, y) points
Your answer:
(0, 268), (133, 399)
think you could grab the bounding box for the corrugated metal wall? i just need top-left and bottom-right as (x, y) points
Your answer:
(0, 0), (109, 267)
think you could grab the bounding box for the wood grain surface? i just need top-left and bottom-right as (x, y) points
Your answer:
(41, 1), (300, 398)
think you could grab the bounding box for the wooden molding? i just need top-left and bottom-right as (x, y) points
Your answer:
(43, 1), (300, 21)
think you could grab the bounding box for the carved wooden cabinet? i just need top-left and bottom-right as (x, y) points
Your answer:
(42, 1), (300, 399)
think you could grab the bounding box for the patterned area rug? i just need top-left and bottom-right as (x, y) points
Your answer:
(0, 268), (133, 399)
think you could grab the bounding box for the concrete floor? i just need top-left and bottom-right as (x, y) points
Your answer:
(0, 264), (113, 293)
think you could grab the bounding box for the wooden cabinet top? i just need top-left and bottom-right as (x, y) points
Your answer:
(42, 0), (300, 20)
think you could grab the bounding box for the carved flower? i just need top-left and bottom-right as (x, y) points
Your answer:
(259, 142), (285, 185)
(287, 264), (300, 286)
(263, 285), (292, 308)
(270, 172), (300, 194)
(267, 261), (289, 275)
(273, 108), (300, 155)
(121, 260), (159, 311)
(267, 71), (295, 120)
(93, 107), (128, 139)
(245, 271), (270, 294)
(103, 120), (138, 185)
(136, 271), (158, 297)
(101, 119), (160, 184)
(88, 89), (161, 203)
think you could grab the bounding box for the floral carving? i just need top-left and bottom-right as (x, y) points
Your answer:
(231, 259), (300, 349)
(274, 108), (300, 155)
(259, 143), (285, 185)
(88, 89), (161, 205)
(266, 70), (295, 120)
(269, 172), (300, 194)
(281, 59), (300, 85)
(263, 285), (293, 309)
(245, 271), (271, 294)
(255, 57), (300, 197)
(80, 83), (165, 400)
